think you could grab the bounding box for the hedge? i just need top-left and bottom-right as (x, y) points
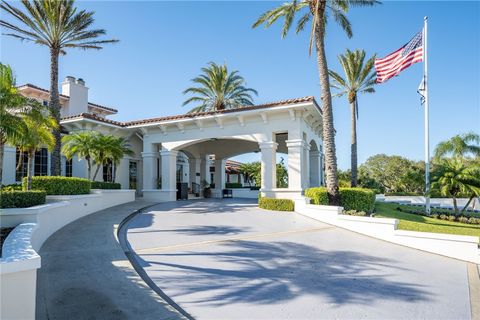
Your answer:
(1, 183), (22, 191)
(0, 190), (46, 208)
(225, 183), (243, 189)
(305, 187), (376, 213)
(23, 176), (91, 195)
(258, 197), (294, 211)
(91, 181), (121, 189)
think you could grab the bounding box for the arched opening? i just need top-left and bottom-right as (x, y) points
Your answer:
(309, 140), (322, 187)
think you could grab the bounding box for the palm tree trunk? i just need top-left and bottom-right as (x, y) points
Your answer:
(452, 197), (458, 213)
(350, 100), (358, 187)
(49, 47), (61, 176)
(93, 163), (101, 181)
(0, 138), (4, 186)
(87, 157), (92, 180)
(27, 150), (34, 190)
(461, 195), (475, 212)
(314, 16), (340, 205)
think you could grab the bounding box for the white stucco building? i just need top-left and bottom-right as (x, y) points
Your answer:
(2, 76), (325, 201)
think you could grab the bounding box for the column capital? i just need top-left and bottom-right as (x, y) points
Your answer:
(286, 139), (307, 148)
(259, 141), (278, 150)
(160, 150), (179, 157)
(141, 152), (159, 158)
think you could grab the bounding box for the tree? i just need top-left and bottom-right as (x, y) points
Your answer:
(431, 158), (480, 213)
(329, 49), (376, 187)
(239, 162), (261, 187)
(0, 0), (119, 176)
(62, 131), (99, 180)
(183, 62), (258, 113)
(91, 134), (133, 182)
(253, 0), (379, 205)
(0, 63), (44, 185)
(10, 110), (57, 190)
(276, 158), (288, 188)
(434, 132), (480, 160)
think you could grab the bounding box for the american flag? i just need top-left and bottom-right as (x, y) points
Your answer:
(375, 31), (424, 83)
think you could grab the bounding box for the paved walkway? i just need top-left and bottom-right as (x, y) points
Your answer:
(36, 201), (186, 320)
(126, 199), (474, 320)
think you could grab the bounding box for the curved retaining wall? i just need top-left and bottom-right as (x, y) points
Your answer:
(294, 198), (480, 264)
(0, 189), (135, 320)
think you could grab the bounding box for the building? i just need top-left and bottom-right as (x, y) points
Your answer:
(2, 76), (325, 200)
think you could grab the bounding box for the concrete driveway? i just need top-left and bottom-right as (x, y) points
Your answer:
(126, 199), (474, 320)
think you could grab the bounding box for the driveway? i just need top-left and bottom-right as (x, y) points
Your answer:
(126, 199), (474, 320)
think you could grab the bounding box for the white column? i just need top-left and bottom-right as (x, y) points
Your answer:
(141, 151), (158, 190)
(115, 157), (130, 189)
(309, 150), (321, 187)
(160, 150), (178, 192)
(200, 155), (211, 185)
(286, 139), (306, 191)
(303, 144), (310, 189)
(214, 159), (226, 190)
(259, 141), (277, 192)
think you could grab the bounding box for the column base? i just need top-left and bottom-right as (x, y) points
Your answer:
(142, 189), (177, 202)
(261, 189), (303, 200)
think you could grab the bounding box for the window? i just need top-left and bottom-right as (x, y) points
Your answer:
(103, 159), (114, 182)
(66, 158), (73, 177)
(15, 148), (28, 181)
(42, 100), (49, 107)
(34, 148), (48, 176)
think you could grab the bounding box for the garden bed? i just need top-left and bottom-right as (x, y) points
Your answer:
(374, 202), (480, 237)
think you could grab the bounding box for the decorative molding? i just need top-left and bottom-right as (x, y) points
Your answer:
(288, 109), (296, 121)
(260, 112), (268, 124)
(176, 122), (185, 133)
(195, 119), (203, 131)
(236, 115), (245, 127)
(158, 124), (167, 135)
(214, 116), (224, 129)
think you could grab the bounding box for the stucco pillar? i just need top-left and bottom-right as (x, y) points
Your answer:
(214, 159), (226, 190)
(303, 144), (310, 189)
(141, 151), (158, 190)
(286, 139), (306, 192)
(309, 150), (321, 187)
(115, 157), (130, 189)
(200, 155), (211, 185)
(259, 141), (277, 192)
(160, 150), (178, 192)
(189, 157), (201, 187)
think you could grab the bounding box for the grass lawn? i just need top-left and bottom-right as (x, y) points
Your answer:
(374, 202), (480, 237)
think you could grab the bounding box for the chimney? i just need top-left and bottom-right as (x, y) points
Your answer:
(61, 76), (89, 116)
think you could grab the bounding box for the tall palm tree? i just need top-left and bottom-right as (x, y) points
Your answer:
(62, 131), (99, 180)
(10, 110), (57, 190)
(329, 49), (376, 187)
(183, 62), (258, 113)
(253, 0), (379, 205)
(0, 0), (119, 176)
(434, 132), (480, 160)
(431, 158), (480, 213)
(0, 63), (44, 185)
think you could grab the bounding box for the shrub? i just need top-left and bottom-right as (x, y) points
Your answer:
(342, 210), (368, 216)
(258, 197), (294, 211)
(91, 181), (121, 189)
(250, 186), (260, 190)
(457, 216), (469, 224)
(447, 215), (457, 222)
(1, 184), (22, 191)
(305, 187), (376, 212)
(225, 183), (243, 189)
(23, 176), (91, 195)
(0, 190), (46, 208)
(468, 217), (480, 225)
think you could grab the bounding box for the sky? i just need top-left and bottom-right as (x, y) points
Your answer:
(1, 0), (479, 169)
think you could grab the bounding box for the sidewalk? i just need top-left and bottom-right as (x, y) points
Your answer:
(36, 200), (186, 320)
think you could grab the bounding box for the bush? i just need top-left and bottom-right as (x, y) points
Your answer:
(91, 181), (121, 189)
(258, 197), (294, 211)
(342, 210), (368, 216)
(385, 192), (423, 196)
(250, 186), (260, 190)
(305, 187), (376, 213)
(225, 183), (243, 189)
(0, 190), (46, 208)
(1, 183), (22, 191)
(23, 176), (91, 195)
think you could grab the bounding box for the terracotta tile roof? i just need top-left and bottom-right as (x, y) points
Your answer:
(17, 83), (118, 113)
(60, 96), (320, 128)
(125, 96), (319, 126)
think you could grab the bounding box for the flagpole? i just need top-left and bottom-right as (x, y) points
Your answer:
(424, 16), (431, 214)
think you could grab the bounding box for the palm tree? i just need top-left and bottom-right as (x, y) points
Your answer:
(329, 49), (376, 187)
(0, 0), (119, 176)
(10, 110), (57, 190)
(0, 63), (44, 185)
(108, 136), (134, 182)
(91, 134), (133, 181)
(431, 158), (480, 213)
(253, 0), (379, 205)
(434, 133), (480, 160)
(62, 131), (99, 180)
(183, 62), (258, 113)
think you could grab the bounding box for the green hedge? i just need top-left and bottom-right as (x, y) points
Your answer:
(305, 187), (376, 213)
(91, 181), (121, 189)
(258, 197), (294, 211)
(23, 176), (91, 195)
(0, 190), (46, 208)
(225, 183), (243, 189)
(1, 184), (22, 191)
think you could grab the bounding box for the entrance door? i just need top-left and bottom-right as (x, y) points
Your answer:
(129, 161), (138, 192)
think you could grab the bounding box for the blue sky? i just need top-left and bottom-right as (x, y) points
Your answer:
(1, 1), (479, 169)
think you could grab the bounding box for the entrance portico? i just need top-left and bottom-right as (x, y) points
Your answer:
(134, 97), (324, 202)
